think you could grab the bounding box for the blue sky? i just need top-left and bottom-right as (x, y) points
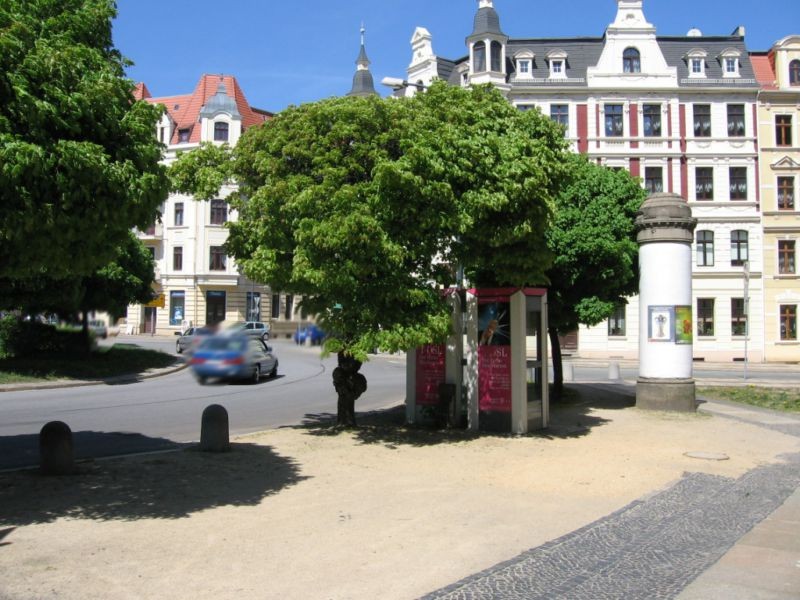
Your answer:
(114, 0), (800, 112)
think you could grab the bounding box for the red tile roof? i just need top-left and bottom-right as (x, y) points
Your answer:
(137, 74), (271, 145)
(133, 82), (152, 100)
(750, 53), (777, 90)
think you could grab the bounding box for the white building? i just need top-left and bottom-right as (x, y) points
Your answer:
(128, 75), (304, 337)
(401, 0), (764, 361)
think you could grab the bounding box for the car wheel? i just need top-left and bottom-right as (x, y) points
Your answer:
(269, 361), (278, 378)
(251, 365), (261, 384)
(176, 341), (182, 354)
(198, 376), (207, 385)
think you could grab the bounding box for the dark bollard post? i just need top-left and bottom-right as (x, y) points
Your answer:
(39, 421), (74, 475)
(200, 404), (230, 452)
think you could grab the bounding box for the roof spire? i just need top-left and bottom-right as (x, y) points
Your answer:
(348, 23), (377, 97)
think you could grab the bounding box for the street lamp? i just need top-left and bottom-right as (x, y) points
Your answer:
(380, 77), (427, 92)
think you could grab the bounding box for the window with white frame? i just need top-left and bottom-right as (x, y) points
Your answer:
(642, 104), (662, 137)
(729, 167), (748, 200)
(730, 230), (749, 267)
(686, 49), (707, 78)
(696, 230), (714, 266)
(731, 298), (747, 336)
(727, 104), (746, 137)
(604, 104), (624, 137)
(517, 59), (531, 77)
(608, 305), (626, 337)
(550, 104), (569, 130)
(547, 50), (568, 79)
(697, 298), (715, 337)
(623, 48), (641, 73)
(720, 49), (741, 78)
(778, 177), (795, 210)
(779, 240), (796, 275)
(644, 167), (663, 194)
(551, 60), (564, 76)
(780, 305), (797, 341)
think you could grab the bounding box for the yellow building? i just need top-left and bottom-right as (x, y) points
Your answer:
(753, 37), (800, 361)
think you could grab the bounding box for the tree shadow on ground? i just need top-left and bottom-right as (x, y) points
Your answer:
(0, 443), (307, 527)
(295, 383), (635, 448)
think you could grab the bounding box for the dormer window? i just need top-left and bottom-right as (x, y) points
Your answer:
(461, 71), (469, 86)
(214, 122), (229, 142)
(178, 128), (190, 143)
(790, 60), (800, 86)
(514, 50), (535, 80)
(623, 48), (641, 73)
(719, 48), (741, 78)
(686, 49), (708, 78)
(546, 49), (568, 79)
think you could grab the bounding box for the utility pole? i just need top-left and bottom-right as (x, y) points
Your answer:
(744, 261), (750, 382)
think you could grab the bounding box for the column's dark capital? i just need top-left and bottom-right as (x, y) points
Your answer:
(635, 193), (698, 245)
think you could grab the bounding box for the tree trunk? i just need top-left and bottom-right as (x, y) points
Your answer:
(81, 310), (91, 355)
(549, 327), (563, 402)
(332, 352), (367, 428)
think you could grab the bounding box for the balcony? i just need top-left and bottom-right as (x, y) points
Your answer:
(137, 223), (164, 241)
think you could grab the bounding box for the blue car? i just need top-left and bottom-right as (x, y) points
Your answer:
(293, 324), (326, 346)
(190, 335), (278, 384)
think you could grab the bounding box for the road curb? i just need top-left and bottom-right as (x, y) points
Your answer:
(0, 361), (189, 393)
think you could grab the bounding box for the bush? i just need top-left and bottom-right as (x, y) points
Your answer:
(0, 316), (87, 358)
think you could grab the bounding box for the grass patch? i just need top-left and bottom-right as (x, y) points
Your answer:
(0, 344), (179, 384)
(698, 386), (800, 413)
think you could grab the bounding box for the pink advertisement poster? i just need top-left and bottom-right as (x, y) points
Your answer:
(478, 345), (512, 412)
(415, 344), (446, 406)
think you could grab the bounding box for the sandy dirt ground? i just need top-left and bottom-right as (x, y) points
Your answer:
(1, 388), (798, 600)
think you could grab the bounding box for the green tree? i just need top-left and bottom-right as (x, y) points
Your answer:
(545, 155), (646, 398)
(172, 83), (567, 426)
(0, 0), (169, 280)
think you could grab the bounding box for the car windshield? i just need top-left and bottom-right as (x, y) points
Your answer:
(198, 337), (246, 352)
(194, 328), (212, 336)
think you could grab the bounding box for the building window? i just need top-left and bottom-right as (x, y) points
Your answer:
(644, 167), (663, 194)
(791, 60), (800, 86)
(178, 128), (190, 143)
(146, 246), (155, 260)
(724, 57), (738, 76)
(210, 199), (227, 225)
(608, 305), (626, 337)
(518, 60), (530, 75)
(623, 48), (641, 73)
(490, 41), (503, 72)
(693, 104), (711, 137)
(691, 58), (703, 74)
(776, 115), (793, 147)
(551, 60), (564, 76)
(780, 305), (797, 341)
(209, 246), (226, 271)
(605, 104), (624, 137)
(271, 294), (280, 319)
(779, 240), (796, 275)
(727, 104), (745, 137)
(731, 298), (747, 337)
(696, 230), (714, 266)
(695, 167), (714, 200)
(642, 104), (662, 137)
(550, 104), (569, 129)
(174, 202), (184, 226)
(246, 291), (261, 322)
(173, 246), (183, 271)
(729, 167), (747, 200)
(730, 230), (749, 267)
(697, 298), (715, 337)
(778, 177), (795, 210)
(284, 294), (294, 320)
(214, 122), (229, 142)
(169, 291), (185, 327)
(473, 41), (486, 72)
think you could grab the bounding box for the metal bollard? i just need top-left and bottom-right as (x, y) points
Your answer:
(200, 404), (230, 452)
(608, 362), (621, 380)
(563, 362), (574, 382)
(39, 421), (74, 475)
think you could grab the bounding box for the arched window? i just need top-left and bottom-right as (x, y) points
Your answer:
(623, 48), (641, 73)
(491, 41), (503, 72)
(696, 230), (714, 266)
(214, 121), (229, 142)
(790, 60), (800, 86)
(730, 230), (749, 266)
(473, 42), (486, 72)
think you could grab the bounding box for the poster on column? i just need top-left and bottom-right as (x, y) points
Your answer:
(415, 344), (446, 406)
(478, 300), (512, 413)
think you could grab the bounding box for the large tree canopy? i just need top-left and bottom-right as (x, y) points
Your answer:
(545, 154), (646, 396)
(171, 82), (568, 425)
(0, 0), (170, 279)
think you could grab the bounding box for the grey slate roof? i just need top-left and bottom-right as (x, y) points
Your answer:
(348, 70), (376, 97)
(437, 36), (759, 89)
(471, 7), (504, 37)
(199, 82), (242, 118)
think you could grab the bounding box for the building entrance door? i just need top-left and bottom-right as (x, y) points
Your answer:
(143, 307), (157, 334)
(206, 291), (226, 325)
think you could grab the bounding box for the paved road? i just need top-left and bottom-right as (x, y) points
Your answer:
(0, 338), (406, 470)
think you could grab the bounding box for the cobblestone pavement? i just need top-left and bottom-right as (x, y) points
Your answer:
(422, 449), (800, 599)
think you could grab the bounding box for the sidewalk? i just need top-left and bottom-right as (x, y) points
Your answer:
(0, 384), (798, 599)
